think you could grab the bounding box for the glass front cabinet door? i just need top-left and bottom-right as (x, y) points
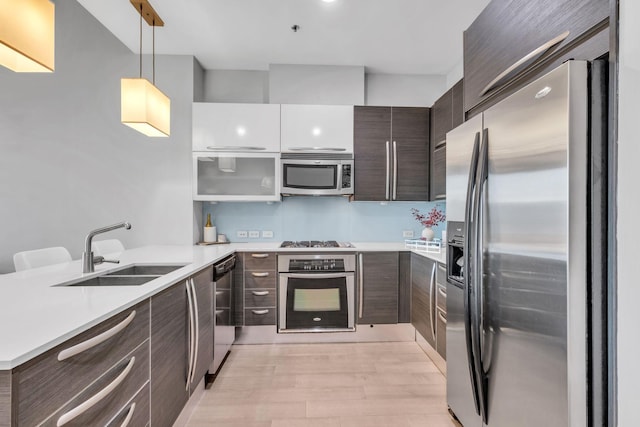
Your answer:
(193, 152), (281, 202)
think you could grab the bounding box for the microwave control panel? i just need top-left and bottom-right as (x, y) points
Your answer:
(341, 164), (352, 189)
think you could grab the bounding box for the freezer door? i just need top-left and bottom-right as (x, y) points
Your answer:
(446, 115), (483, 222)
(447, 281), (483, 427)
(480, 61), (588, 426)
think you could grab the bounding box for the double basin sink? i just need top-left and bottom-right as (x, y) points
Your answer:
(59, 264), (186, 287)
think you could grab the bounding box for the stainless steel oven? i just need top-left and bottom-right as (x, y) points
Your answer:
(278, 254), (356, 332)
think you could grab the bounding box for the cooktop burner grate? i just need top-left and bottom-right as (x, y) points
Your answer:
(280, 240), (352, 248)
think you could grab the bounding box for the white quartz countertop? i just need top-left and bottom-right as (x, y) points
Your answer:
(0, 242), (444, 369)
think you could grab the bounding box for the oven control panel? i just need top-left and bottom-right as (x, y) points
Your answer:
(288, 258), (345, 272)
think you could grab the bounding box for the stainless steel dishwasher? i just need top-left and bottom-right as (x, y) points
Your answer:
(210, 255), (236, 375)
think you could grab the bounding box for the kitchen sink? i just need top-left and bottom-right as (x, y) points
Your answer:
(57, 264), (187, 287)
(61, 275), (159, 287)
(104, 264), (186, 276)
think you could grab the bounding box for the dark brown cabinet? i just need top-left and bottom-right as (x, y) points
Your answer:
(150, 282), (189, 427)
(354, 106), (430, 202)
(411, 253), (437, 348)
(463, 0), (609, 115)
(357, 252), (399, 324)
(429, 79), (463, 201)
(190, 267), (214, 394)
(242, 252), (277, 326)
(398, 251), (412, 323)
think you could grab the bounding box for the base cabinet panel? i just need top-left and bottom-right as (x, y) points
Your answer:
(150, 282), (189, 427)
(357, 252), (399, 324)
(411, 253), (436, 348)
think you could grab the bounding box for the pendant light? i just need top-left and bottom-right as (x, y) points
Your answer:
(121, 0), (170, 137)
(0, 0), (55, 72)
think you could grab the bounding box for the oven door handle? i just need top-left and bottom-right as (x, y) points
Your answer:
(281, 273), (353, 280)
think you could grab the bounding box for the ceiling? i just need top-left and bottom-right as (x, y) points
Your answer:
(77, 0), (490, 75)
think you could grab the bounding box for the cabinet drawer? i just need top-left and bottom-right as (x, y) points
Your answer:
(244, 289), (277, 308)
(436, 262), (447, 286)
(243, 252), (276, 270)
(16, 301), (149, 427)
(244, 271), (276, 289)
(106, 382), (150, 427)
(244, 308), (276, 326)
(436, 283), (447, 312)
(436, 308), (446, 359)
(43, 341), (149, 427)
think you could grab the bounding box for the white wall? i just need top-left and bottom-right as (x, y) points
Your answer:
(0, 1), (195, 273)
(269, 64), (365, 105)
(616, 0), (640, 425)
(204, 69), (268, 103)
(365, 73), (445, 106)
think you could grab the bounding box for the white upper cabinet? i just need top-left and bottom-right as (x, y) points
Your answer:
(192, 103), (281, 152)
(280, 105), (354, 154)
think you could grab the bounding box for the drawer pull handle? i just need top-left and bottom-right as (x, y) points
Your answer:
(438, 287), (447, 298)
(438, 310), (447, 323)
(434, 194), (446, 200)
(215, 309), (225, 315)
(479, 30), (570, 96)
(216, 290), (226, 296)
(252, 309), (269, 315)
(56, 356), (136, 426)
(251, 272), (269, 277)
(57, 310), (136, 361)
(252, 290), (270, 296)
(206, 146), (267, 151)
(251, 253), (269, 259)
(120, 402), (136, 427)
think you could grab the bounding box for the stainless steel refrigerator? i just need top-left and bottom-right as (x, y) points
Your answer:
(445, 60), (607, 427)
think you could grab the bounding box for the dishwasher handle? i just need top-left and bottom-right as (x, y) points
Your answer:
(213, 255), (236, 281)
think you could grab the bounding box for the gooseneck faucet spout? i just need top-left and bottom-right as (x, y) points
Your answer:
(82, 222), (132, 273)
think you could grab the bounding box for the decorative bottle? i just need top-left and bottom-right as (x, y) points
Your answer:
(204, 213), (217, 243)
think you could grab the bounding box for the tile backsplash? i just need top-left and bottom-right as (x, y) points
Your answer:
(202, 197), (446, 243)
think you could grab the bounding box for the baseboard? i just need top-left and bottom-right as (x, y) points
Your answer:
(172, 377), (206, 427)
(234, 323), (416, 344)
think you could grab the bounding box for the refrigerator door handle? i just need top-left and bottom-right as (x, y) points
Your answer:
(429, 262), (437, 341)
(463, 131), (482, 416)
(472, 128), (490, 424)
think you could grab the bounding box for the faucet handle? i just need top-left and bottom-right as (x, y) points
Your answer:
(92, 256), (120, 265)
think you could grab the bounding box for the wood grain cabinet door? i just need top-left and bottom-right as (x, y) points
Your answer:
(354, 106), (392, 201)
(150, 282), (189, 427)
(463, 0), (609, 114)
(190, 267), (214, 394)
(391, 107), (430, 201)
(357, 252), (399, 324)
(411, 253), (436, 348)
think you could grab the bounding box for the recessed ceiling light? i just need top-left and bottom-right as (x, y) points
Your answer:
(322, 0), (337, 3)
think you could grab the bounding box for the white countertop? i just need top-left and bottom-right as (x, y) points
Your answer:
(0, 242), (444, 369)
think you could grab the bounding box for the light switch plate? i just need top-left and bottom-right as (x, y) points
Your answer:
(249, 230), (260, 238)
(402, 230), (414, 238)
(262, 230), (274, 238)
(237, 230), (248, 238)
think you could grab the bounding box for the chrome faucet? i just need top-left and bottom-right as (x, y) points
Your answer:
(82, 222), (132, 273)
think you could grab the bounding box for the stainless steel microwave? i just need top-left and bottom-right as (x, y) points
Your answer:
(280, 155), (353, 196)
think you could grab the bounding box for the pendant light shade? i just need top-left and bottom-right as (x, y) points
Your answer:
(0, 0), (55, 72)
(121, 78), (170, 137)
(121, 0), (170, 137)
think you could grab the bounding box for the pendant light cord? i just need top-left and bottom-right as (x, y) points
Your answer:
(139, 4), (142, 79)
(152, 20), (156, 84)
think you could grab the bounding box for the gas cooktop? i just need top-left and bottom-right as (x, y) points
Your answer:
(280, 240), (354, 249)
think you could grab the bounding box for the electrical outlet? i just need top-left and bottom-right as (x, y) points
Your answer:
(262, 230), (274, 238)
(237, 230), (248, 238)
(403, 230), (414, 238)
(248, 230), (260, 238)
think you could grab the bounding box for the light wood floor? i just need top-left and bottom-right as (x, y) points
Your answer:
(185, 342), (455, 427)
